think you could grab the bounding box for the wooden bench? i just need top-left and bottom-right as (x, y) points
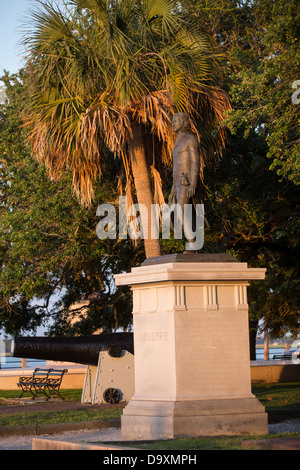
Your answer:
(17, 368), (68, 400)
(272, 353), (292, 360)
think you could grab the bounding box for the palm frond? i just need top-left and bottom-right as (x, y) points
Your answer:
(22, 0), (231, 207)
(144, 0), (179, 35)
(22, 1), (73, 50)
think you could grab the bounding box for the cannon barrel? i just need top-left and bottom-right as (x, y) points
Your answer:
(12, 333), (134, 366)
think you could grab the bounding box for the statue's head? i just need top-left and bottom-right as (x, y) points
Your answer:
(172, 113), (190, 132)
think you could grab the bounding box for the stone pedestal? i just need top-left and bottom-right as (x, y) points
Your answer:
(114, 254), (268, 440)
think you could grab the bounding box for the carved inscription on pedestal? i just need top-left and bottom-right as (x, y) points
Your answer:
(175, 310), (251, 398)
(138, 331), (169, 344)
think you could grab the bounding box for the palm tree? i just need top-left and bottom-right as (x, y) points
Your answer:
(22, 0), (230, 259)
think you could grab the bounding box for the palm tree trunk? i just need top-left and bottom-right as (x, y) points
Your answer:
(128, 120), (161, 259)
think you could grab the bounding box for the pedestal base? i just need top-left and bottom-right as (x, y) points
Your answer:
(115, 254), (268, 441)
(122, 397), (268, 440)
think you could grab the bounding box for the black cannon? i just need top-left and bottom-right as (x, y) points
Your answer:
(12, 333), (134, 367)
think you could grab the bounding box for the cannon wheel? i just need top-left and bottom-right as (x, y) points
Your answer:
(103, 388), (121, 404)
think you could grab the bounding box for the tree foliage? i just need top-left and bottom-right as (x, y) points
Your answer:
(0, 1), (299, 345)
(0, 71), (141, 336)
(22, 0), (230, 206)
(183, 0), (299, 184)
(181, 0), (300, 342)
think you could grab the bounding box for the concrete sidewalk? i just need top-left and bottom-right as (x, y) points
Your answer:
(0, 426), (123, 450)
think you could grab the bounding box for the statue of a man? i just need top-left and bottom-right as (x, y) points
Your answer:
(168, 112), (202, 249)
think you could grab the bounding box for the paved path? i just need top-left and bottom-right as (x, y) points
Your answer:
(0, 420), (299, 450)
(0, 426), (122, 450)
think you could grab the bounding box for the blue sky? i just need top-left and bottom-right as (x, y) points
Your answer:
(0, 0), (32, 76)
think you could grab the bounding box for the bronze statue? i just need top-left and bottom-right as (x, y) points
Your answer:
(168, 113), (203, 250)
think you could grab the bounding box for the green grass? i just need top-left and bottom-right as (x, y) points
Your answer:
(0, 389), (122, 427)
(0, 383), (299, 432)
(0, 407), (122, 428)
(0, 388), (82, 402)
(131, 436), (247, 450)
(252, 382), (300, 410)
(130, 432), (300, 450)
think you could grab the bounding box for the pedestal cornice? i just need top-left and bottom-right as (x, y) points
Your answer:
(115, 257), (266, 286)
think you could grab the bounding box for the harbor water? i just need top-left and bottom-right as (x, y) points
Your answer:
(0, 347), (287, 370)
(0, 356), (46, 370)
(255, 347), (285, 361)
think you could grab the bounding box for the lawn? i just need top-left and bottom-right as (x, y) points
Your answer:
(130, 432), (300, 450)
(0, 389), (123, 427)
(252, 382), (300, 410)
(0, 388), (82, 403)
(0, 406), (122, 428)
(0, 383), (299, 431)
